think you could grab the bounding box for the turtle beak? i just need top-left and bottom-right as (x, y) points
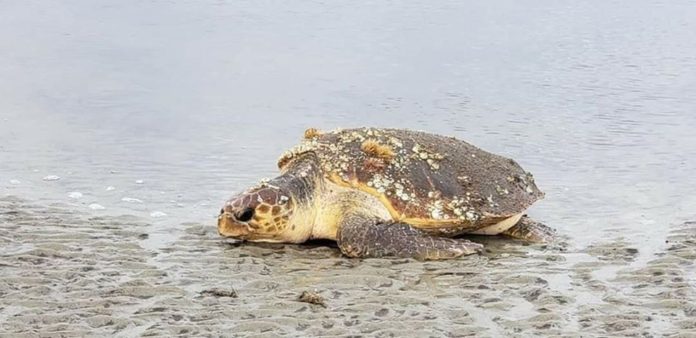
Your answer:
(217, 211), (252, 239)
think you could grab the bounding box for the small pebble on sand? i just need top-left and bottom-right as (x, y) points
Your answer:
(9, 180), (20, 185)
(135, 180), (144, 184)
(88, 203), (105, 210)
(298, 291), (327, 308)
(106, 186), (116, 191)
(121, 197), (143, 203)
(43, 175), (61, 181)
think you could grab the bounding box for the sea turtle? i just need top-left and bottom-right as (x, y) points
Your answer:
(218, 128), (554, 260)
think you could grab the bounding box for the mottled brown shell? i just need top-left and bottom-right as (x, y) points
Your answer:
(278, 128), (544, 230)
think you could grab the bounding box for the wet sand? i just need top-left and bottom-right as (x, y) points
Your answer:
(1, 196), (694, 337)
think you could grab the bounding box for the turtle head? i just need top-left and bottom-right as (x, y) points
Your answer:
(218, 184), (301, 242)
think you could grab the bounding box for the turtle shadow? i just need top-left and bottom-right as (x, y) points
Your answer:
(222, 234), (566, 261)
(222, 238), (342, 259)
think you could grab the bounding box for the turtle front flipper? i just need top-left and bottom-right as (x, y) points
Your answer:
(336, 213), (483, 260)
(502, 215), (555, 243)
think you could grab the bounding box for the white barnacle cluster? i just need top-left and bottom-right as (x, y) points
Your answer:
(278, 138), (320, 168)
(495, 184), (509, 195)
(337, 153), (350, 170)
(327, 142), (341, 154)
(411, 143), (445, 170)
(340, 130), (367, 143)
(507, 173), (537, 195)
(322, 151), (351, 174)
(389, 149), (409, 171)
(388, 136), (403, 149)
(486, 194), (499, 208)
(523, 173), (537, 194)
(464, 210), (481, 222)
(393, 181), (415, 201)
(366, 173), (393, 194)
(364, 128), (378, 137)
(427, 190), (442, 199)
(365, 172), (416, 203)
(252, 178), (280, 191)
(321, 149), (351, 178)
(446, 196), (481, 223)
(427, 199), (446, 220)
(314, 138), (344, 175)
(319, 129), (372, 176)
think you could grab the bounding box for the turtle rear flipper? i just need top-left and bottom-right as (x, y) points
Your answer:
(337, 213), (483, 260)
(502, 216), (555, 243)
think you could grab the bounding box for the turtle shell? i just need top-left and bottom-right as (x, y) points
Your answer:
(278, 128), (544, 231)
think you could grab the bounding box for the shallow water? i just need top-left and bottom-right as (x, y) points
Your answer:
(1, 1), (696, 336)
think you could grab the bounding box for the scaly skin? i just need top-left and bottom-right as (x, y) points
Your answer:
(337, 213), (484, 260)
(502, 216), (556, 243)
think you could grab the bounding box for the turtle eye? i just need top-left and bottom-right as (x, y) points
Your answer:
(220, 208), (225, 215)
(236, 208), (254, 222)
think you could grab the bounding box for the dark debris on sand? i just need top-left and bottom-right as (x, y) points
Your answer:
(200, 288), (238, 298)
(298, 291), (327, 308)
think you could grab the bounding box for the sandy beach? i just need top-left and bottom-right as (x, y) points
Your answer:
(1, 196), (694, 336)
